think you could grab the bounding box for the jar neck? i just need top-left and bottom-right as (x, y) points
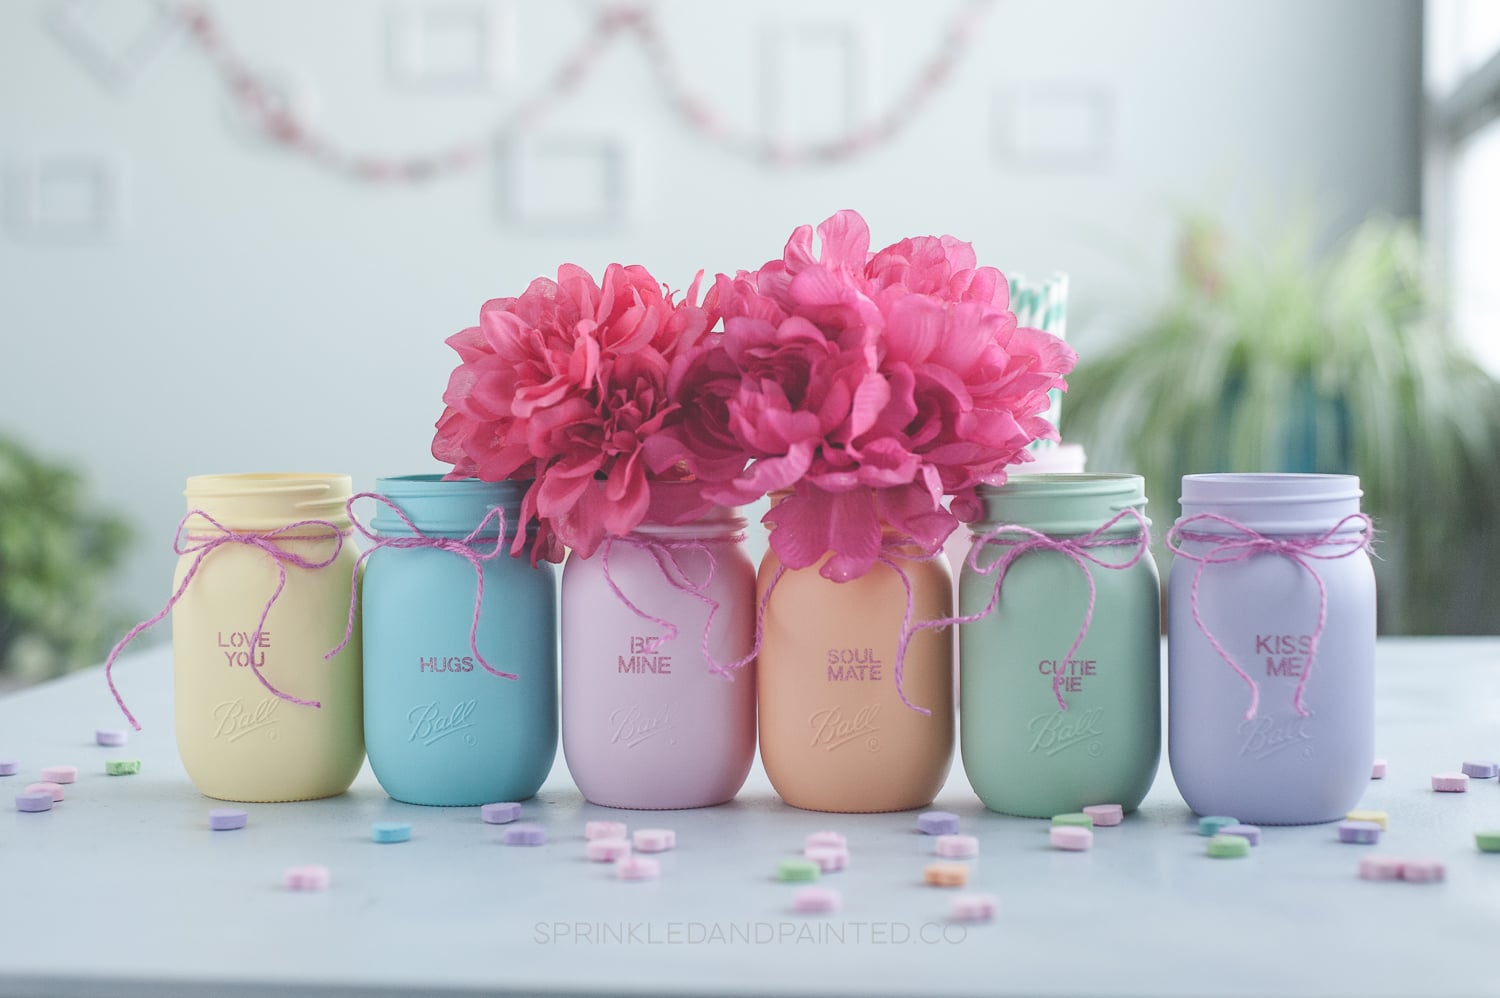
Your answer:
(369, 475), (526, 538)
(627, 517), (747, 542)
(184, 473), (352, 531)
(971, 473), (1149, 535)
(1177, 473), (1363, 535)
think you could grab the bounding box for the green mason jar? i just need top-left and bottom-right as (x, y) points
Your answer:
(958, 474), (1160, 818)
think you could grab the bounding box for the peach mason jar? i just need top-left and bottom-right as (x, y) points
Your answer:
(756, 543), (954, 813)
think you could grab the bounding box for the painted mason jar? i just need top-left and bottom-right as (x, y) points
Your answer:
(1167, 473), (1376, 825)
(958, 474), (1160, 818)
(757, 539), (955, 814)
(560, 488), (755, 809)
(172, 473), (364, 802)
(360, 476), (557, 807)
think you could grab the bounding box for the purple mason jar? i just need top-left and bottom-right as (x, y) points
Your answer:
(1167, 474), (1376, 825)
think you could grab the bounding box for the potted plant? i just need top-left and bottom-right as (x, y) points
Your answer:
(0, 437), (132, 686)
(1063, 215), (1500, 634)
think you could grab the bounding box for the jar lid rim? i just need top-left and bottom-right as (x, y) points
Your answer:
(976, 472), (1143, 497)
(374, 475), (530, 495)
(185, 472), (351, 496)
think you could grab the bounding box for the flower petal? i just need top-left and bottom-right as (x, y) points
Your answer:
(815, 210), (872, 273)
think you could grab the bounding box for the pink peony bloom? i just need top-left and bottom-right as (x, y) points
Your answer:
(433, 210), (1075, 581)
(642, 332), (748, 490)
(664, 209), (1076, 581)
(432, 263), (710, 560)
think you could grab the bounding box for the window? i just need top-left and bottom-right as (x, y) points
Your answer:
(1425, 0), (1500, 375)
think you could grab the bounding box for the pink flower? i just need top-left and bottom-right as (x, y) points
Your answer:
(762, 481), (960, 582)
(432, 263), (709, 560)
(434, 210), (1076, 581)
(664, 209), (1076, 581)
(642, 334), (746, 489)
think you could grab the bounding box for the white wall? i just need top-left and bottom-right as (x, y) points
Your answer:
(0, 0), (1420, 641)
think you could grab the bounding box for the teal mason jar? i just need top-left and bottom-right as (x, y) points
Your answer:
(361, 475), (557, 806)
(958, 474), (1160, 818)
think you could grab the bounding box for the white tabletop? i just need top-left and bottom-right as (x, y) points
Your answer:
(1, 638), (1498, 998)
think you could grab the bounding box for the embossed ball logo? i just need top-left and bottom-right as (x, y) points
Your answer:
(407, 699), (480, 747)
(807, 704), (881, 752)
(1025, 707), (1105, 757)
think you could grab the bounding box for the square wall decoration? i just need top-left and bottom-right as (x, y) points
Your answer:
(45, 0), (178, 90)
(387, 2), (514, 91)
(760, 19), (872, 145)
(496, 133), (631, 231)
(3, 154), (124, 242)
(993, 83), (1114, 172)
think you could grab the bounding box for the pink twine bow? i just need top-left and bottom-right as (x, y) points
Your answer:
(753, 542), (934, 715)
(325, 492), (517, 680)
(901, 509), (1150, 712)
(104, 511), (346, 730)
(879, 550), (934, 716)
(1165, 512), (1374, 720)
(599, 533), (754, 679)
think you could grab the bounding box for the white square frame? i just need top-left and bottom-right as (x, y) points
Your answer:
(3, 153), (125, 242)
(44, 0), (178, 91)
(496, 133), (632, 231)
(387, 2), (514, 92)
(759, 18), (872, 145)
(992, 83), (1115, 172)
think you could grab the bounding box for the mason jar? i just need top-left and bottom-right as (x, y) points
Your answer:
(1167, 473), (1376, 825)
(757, 530), (954, 814)
(959, 474), (1160, 818)
(361, 475), (557, 806)
(172, 473), (364, 803)
(561, 488), (755, 809)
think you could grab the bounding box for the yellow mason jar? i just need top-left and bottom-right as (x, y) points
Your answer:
(171, 473), (364, 802)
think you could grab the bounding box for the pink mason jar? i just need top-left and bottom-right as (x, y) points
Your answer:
(560, 493), (756, 809)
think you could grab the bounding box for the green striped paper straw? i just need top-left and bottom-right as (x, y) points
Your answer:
(1007, 273), (1069, 448)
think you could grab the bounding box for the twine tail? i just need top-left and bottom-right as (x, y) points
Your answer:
(599, 536), (679, 653)
(1289, 554), (1328, 718)
(681, 538), (761, 679)
(101, 546), (214, 731)
(654, 542), (735, 679)
(324, 547), (374, 662)
(882, 555), (931, 717)
(1190, 557), (1260, 720)
(102, 633), (143, 732)
(247, 562), (322, 710)
(466, 549), (518, 681)
(897, 529), (1023, 666)
(745, 564), (786, 679)
(325, 491), (389, 663)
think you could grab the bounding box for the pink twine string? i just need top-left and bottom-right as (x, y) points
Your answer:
(1165, 512), (1374, 720)
(325, 492), (516, 680)
(599, 533), (756, 679)
(103, 511), (345, 730)
(900, 509), (1150, 712)
(878, 551), (931, 716)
